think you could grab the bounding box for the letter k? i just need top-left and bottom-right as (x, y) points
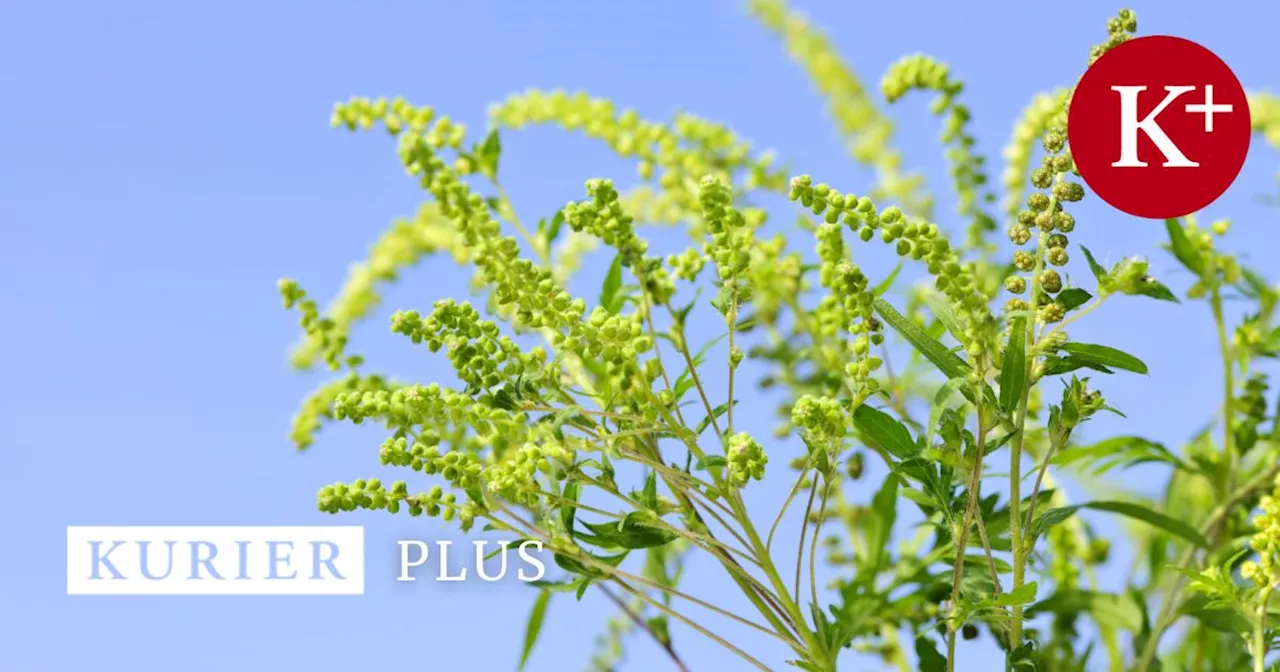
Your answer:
(1111, 85), (1199, 168)
(89, 541), (125, 579)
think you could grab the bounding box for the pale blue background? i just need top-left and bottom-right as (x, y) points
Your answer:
(4, 0), (1280, 670)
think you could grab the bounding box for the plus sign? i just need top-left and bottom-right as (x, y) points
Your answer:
(1184, 85), (1233, 133)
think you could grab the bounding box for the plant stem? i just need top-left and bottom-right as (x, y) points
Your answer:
(613, 577), (773, 672)
(731, 489), (832, 669)
(1255, 585), (1274, 672)
(727, 299), (738, 434)
(810, 475), (831, 621)
(1210, 286), (1237, 493)
(1022, 427), (1066, 547)
(796, 472), (819, 606)
(769, 467), (813, 551)
(597, 584), (691, 672)
(948, 398), (991, 671)
(1009, 226), (1049, 649)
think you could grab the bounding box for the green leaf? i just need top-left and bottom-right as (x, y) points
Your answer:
(640, 471), (658, 511)
(999, 318), (1027, 413)
(581, 512), (677, 550)
(914, 635), (947, 672)
(865, 474), (898, 570)
(528, 579), (580, 592)
(1053, 436), (1191, 475)
(1164, 218), (1204, 276)
(1131, 278), (1180, 303)
(1035, 501), (1210, 549)
(696, 401), (736, 436)
(553, 549), (627, 578)
(1042, 355), (1114, 376)
(1081, 246), (1107, 282)
(560, 481), (580, 533)
(874, 262), (903, 296)
(1057, 342), (1148, 374)
(920, 291), (968, 346)
(600, 254), (624, 315)
(873, 298), (969, 380)
(694, 455), (727, 471)
(518, 590), (551, 670)
(1184, 607), (1252, 635)
(852, 404), (921, 459)
(1055, 288), (1093, 312)
(989, 581), (1039, 608)
(477, 129), (502, 181)
(545, 210), (565, 248)
(1029, 590), (1143, 632)
(484, 538), (537, 561)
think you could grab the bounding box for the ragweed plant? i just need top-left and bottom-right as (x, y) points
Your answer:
(278, 2), (1280, 670)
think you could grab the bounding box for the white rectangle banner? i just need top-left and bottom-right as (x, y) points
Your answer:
(66, 526), (365, 595)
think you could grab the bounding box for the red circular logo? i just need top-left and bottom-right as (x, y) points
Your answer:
(1067, 35), (1251, 219)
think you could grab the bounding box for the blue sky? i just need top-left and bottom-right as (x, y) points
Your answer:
(4, 0), (1280, 670)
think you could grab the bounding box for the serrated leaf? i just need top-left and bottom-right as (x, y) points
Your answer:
(853, 404), (921, 459)
(518, 590), (551, 670)
(1057, 342), (1148, 374)
(1035, 500), (1210, 549)
(873, 298), (970, 380)
(1165, 218), (1204, 276)
(999, 318), (1027, 413)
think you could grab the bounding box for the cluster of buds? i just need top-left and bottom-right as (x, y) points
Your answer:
(564, 178), (676, 303)
(391, 300), (545, 392)
(318, 479), (480, 531)
(1004, 10), (1138, 325)
(1241, 473), (1280, 589)
(882, 53), (997, 252)
(791, 395), (848, 445)
(487, 89), (786, 223)
(788, 176), (992, 349)
(726, 432), (769, 487)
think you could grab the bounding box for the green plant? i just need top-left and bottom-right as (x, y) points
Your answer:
(278, 2), (1280, 670)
